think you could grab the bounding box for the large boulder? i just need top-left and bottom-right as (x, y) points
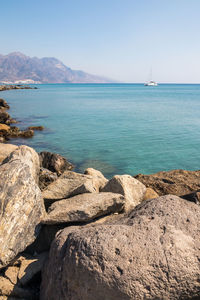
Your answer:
(101, 175), (146, 211)
(41, 195), (200, 300)
(0, 146), (45, 268)
(39, 151), (74, 175)
(135, 169), (200, 196)
(42, 171), (99, 207)
(0, 143), (17, 161)
(43, 192), (125, 225)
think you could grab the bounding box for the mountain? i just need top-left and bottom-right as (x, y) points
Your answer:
(0, 52), (113, 84)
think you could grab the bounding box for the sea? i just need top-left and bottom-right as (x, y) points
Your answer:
(3, 83), (200, 177)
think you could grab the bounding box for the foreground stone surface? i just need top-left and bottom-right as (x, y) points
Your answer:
(39, 151), (74, 175)
(0, 146), (45, 268)
(0, 143), (17, 162)
(42, 171), (99, 206)
(101, 175), (146, 211)
(43, 192), (125, 225)
(41, 195), (200, 300)
(135, 169), (200, 196)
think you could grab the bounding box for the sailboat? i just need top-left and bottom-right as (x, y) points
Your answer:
(144, 68), (158, 86)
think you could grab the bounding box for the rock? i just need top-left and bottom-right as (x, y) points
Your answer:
(181, 190), (200, 204)
(2, 145), (40, 182)
(19, 128), (34, 138)
(0, 123), (10, 133)
(0, 276), (34, 299)
(135, 169), (200, 196)
(143, 187), (159, 200)
(84, 168), (108, 191)
(28, 125), (44, 131)
(0, 111), (11, 124)
(39, 167), (58, 190)
(0, 146), (45, 268)
(42, 171), (97, 207)
(4, 266), (19, 285)
(0, 99), (9, 109)
(40, 195), (200, 300)
(39, 151), (74, 175)
(18, 252), (48, 286)
(101, 175), (146, 211)
(43, 192), (125, 225)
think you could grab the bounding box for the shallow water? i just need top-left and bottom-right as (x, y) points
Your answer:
(3, 83), (200, 177)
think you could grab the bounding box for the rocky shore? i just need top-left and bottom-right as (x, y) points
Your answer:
(0, 86), (43, 142)
(0, 143), (199, 299)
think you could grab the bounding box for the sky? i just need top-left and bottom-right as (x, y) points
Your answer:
(1, 0), (200, 83)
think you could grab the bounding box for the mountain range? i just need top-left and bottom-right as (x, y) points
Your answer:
(0, 52), (113, 84)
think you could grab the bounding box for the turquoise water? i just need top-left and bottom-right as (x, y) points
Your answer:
(2, 84), (200, 177)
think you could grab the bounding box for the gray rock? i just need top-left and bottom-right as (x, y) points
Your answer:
(40, 195), (200, 300)
(0, 146), (45, 269)
(39, 151), (74, 175)
(101, 174), (146, 211)
(42, 171), (98, 206)
(43, 192), (125, 225)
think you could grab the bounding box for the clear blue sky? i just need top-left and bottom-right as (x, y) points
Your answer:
(1, 0), (200, 83)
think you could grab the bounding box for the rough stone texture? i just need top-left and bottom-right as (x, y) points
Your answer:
(39, 151), (74, 175)
(42, 171), (98, 206)
(2, 145), (40, 183)
(39, 167), (58, 190)
(0, 143), (17, 163)
(0, 124), (10, 132)
(43, 193), (125, 225)
(101, 175), (146, 212)
(0, 146), (45, 269)
(135, 169), (200, 196)
(84, 168), (108, 191)
(18, 252), (48, 286)
(4, 266), (18, 285)
(41, 195), (200, 300)
(143, 187), (159, 201)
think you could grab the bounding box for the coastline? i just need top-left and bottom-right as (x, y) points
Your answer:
(0, 86), (199, 298)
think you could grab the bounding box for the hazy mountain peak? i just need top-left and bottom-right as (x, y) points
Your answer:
(0, 52), (114, 84)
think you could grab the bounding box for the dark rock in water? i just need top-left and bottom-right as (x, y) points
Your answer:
(39, 167), (58, 190)
(40, 195), (200, 300)
(28, 125), (44, 131)
(0, 146), (45, 269)
(135, 169), (200, 196)
(0, 98), (9, 109)
(0, 110), (13, 124)
(39, 151), (74, 175)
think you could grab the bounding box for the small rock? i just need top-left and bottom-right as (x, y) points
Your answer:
(28, 125), (44, 131)
(0, 98), (9, 109)
(101, 174), (146, 211)
(39, 151), (74, 175)
(143, 187), (159, 200)
(84, 168), (108, 191)
(18, 252), (48, 286)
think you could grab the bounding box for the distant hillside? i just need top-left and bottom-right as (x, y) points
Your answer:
(0, 52), (113, 84)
